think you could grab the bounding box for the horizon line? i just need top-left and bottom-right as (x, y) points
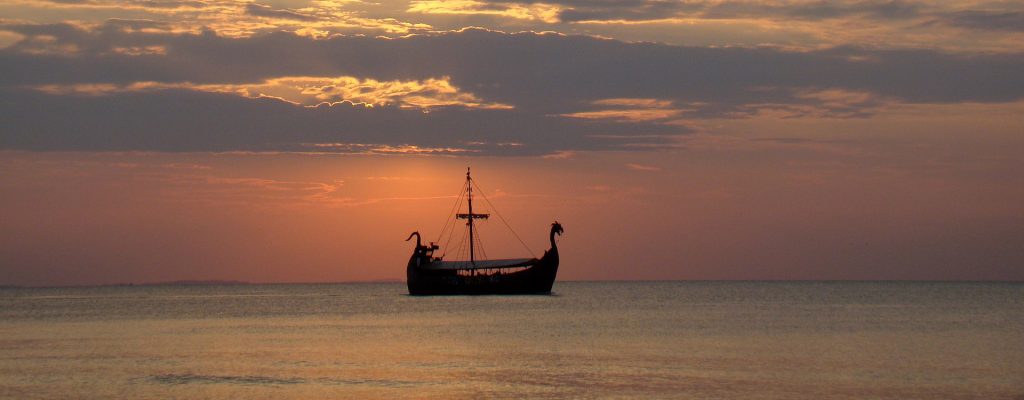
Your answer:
(3, 278), (1022, 289)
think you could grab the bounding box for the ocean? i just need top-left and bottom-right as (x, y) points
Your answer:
(1, 281), (1021, 399)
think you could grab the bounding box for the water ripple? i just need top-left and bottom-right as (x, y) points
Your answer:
(148, 374), (424, 388)
(151, 374), (304, 386)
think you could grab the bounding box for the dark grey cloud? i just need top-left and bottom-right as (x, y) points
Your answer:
(936, 10), (1024, 32)
(781, 0), (921, 20)
(0, 87), (683, 154)
(3, 23), (1021, 103)
(102, 18), (175, 30)
(40, 0), (97, 4)
(1, 23), (1023, 154)
(557, 0), (700, 22)
(480, 0), (924, 23)
(130, 0), (208, 8)
(244, 4), (319, 22)
(28, 0), (207, 7)
(482, 0), (1021, 37)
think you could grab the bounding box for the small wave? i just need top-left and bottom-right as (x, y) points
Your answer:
(151, 374), (304, 386)
(314, 377), (423, 388)
(149, 374), (424, 388)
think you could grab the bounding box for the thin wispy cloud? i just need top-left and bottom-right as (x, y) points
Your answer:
(625, 163), (661, 172)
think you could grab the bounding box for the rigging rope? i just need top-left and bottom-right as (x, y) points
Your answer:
(438, 180), (468, 259)
(470, 178), (537, 258)
(457, 227), (469, 263)
(475, 223), (488, 261)
(435, 172), (537, 261)
(436, 180), (468, 243)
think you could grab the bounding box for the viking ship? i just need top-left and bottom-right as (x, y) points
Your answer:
(406, 168), (562, 295)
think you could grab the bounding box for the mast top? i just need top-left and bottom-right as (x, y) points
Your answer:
(457, 167), (489, 221)
(459, 166), (487, 262)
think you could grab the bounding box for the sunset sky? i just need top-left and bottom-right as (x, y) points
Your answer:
(2, 0), (1023, 286)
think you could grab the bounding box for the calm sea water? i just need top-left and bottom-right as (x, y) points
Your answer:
(1, 281), (1022, 399)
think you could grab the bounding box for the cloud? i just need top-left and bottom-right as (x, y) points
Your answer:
(448, 0), (1022, 52)
(6, 0), (432, 37)
(8, 0), (1023, 52)
(0, 30), (25, 49)
(702, 0), (924, 21)
(625, 163), (660, 171)
(408, 0), (561, 22)
(560, 98), (686, 122)
(32, 75), (514, 109)
(460, 0), (928, 23)
(935, 11), (1024, 33)
(0, 87), (684, 154)
(1, 24), (1023, 154)
(244, 4), (319, 22)
(195, 176), (350, 206)
(304, 143), (478, 154)
(4, 24), (1021, 104)
(733, 89), (892, 119)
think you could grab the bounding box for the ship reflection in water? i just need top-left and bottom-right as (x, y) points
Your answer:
(1, 282), (1022, 399)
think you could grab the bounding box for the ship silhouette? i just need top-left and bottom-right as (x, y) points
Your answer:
(406, 168), (562, 295)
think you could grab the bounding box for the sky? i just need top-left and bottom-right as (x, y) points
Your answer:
(1, 0), (1023, 286)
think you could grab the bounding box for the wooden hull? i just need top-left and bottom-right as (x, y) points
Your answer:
(407, 250), (559, 295)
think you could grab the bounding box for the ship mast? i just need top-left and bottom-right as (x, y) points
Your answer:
(457, 167), (489, 263)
